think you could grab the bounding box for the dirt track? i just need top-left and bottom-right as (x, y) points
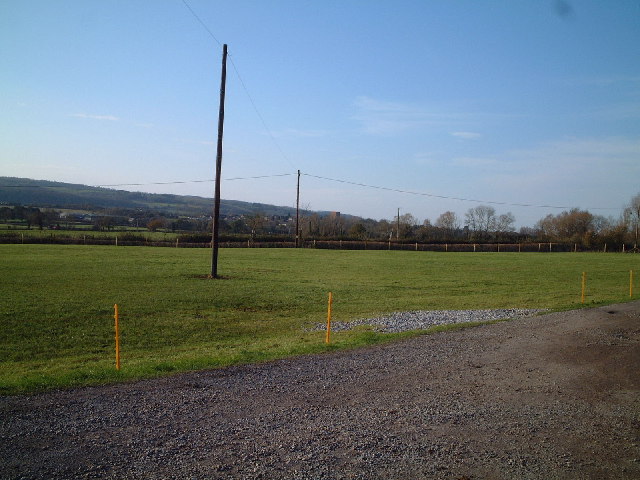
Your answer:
(2, 302), (639, 479)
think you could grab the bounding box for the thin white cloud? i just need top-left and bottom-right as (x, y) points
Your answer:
(450, 131), (482, 140)
(272, 128), (329, 138)
(70, 113), (119, 121)
(452, 156), (497, 168)
(508, 136), (640, 166)
(470, 136), (640, 211)
(351, 96), (445, 135)
(351, 96), (512, 136)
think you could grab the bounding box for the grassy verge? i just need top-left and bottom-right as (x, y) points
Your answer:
(2, 245), (638, 394)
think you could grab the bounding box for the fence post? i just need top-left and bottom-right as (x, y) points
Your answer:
(114, 304), (121, 370)
(474, 244), (477, 253)
(115, 235), (118, 247)
(581, 272), (587, 304)
(325, 292), (333, 344)
(631, 270), (634, 298)
(604, 243), (607, 253)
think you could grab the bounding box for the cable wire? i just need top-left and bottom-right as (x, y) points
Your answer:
(301, 173), (620, 211)
(0, 174), (295, 189)
(180, 0), (296, 170)
(228, 57), (297, 170)
(181, 0), (223, 47)
(93, 173), (295, 188)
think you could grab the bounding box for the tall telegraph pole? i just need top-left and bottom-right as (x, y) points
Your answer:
(211, 44), (228, 278)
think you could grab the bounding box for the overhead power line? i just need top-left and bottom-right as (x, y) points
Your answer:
(0, 171), (623, 211)
(181, 0), (222, 47)
(0, 174), (295, 189)
(94, 173), (295, 188)
(301, 173), (621, 211)
(180, 0), (296, 170)
(227, 58), (296, 170)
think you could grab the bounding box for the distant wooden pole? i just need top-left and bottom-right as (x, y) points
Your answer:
(295, 170), (300, 247)
(211, 44), (228, 278)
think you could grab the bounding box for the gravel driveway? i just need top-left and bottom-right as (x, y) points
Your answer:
(2, 302), (639, 479)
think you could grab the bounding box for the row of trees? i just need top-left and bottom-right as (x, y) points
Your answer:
(0, 205), (59, 229)
(297, 194), (640, 248)
(532, 194), (640, 249)
(298, 206), (516, 243)
(2, 193), (639, 248)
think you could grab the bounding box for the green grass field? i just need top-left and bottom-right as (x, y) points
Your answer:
(2, 245), (638, 394)
(0, 227), (174, 240)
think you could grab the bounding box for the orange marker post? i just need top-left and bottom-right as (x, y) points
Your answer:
(581, 272), (586, 304)
(326, 292), (333, 344)
(114, 304), (121, 370)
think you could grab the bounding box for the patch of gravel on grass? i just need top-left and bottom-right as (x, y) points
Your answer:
(311, 308), (547, 333)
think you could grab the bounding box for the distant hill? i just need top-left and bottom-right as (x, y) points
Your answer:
(0, 177), (303, 218)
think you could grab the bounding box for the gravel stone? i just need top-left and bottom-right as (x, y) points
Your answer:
(312, 308), (547, 332)
(1, 302), (639, 479)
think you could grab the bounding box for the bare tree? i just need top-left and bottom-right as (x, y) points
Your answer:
(495, 212), (515, 233)
(534, 208), (593, 243)
(624, 193), (640, 249)
(398, 213), (418, 239)
(435, 211), (460, 239)
(465, 205), (496, 240)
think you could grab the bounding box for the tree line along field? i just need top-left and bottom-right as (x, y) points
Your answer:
(2, 194), (640, 249)
(1, 245), (639, 394)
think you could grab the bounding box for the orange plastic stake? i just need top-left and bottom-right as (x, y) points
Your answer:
(114, 304), (121, 370)
(326, 292), (333, 344)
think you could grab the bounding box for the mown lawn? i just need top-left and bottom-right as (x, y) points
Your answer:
(1, 245), (638, 394)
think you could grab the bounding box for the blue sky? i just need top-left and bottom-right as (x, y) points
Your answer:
(1, 0), (639, 227)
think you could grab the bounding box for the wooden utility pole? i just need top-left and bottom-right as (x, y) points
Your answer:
(211, 44), (228, 278)
(295, 170), (300, 247)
